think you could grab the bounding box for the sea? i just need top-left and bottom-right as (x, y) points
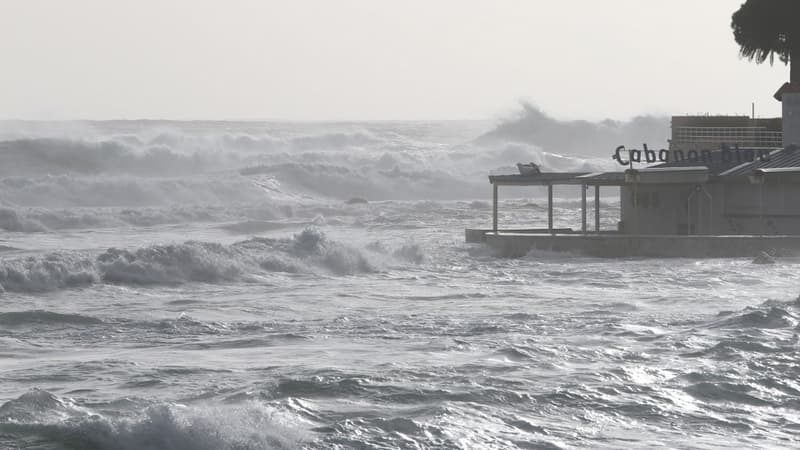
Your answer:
(1, 113), (799, 449)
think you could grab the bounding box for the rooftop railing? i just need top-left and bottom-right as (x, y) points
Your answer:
(672, 126), (783, 148)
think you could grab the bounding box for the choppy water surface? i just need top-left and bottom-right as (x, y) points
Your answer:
(1, 118), (799, 449)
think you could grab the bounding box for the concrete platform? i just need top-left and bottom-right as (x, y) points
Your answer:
(465, 229), (800, 258)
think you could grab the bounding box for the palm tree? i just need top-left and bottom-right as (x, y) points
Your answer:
(731, 0), (800, 84)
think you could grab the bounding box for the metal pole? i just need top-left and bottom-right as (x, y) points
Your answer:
(492, 183), (498, 234)
(760, 183), (764, 236)
(581, 184), (587, 234)
(547, 184), (554, 234)
(687, 190), (696, 235)
(634, 183), (639, 235)
(594, 185), (600, 232)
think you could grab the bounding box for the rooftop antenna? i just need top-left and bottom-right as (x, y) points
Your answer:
(752, 102), (755, 119)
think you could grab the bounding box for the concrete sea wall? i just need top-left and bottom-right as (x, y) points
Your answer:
(466, 229), (800, 258)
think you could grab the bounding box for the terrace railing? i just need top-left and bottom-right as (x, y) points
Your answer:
(672, 126), (783, 148)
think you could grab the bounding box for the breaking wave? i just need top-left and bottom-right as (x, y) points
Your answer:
(0, 138), (230, 177)
(0, 202), (293, 232)
(478, 101), (669, 158)
(0, 114), (617, 205)
(239, 162), (491, 200)
(0, 229), (377, 292)
(0, 390), (304, 450)
(0, 130), (387, 177)
(0, 174), (278, 208)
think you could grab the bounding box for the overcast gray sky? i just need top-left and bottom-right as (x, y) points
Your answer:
(0, 0), (790, 121)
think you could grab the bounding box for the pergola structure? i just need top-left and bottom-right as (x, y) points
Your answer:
(488, 172), (625, 234)
(488, 167), (715, 235)
(470, 166), (800, 257)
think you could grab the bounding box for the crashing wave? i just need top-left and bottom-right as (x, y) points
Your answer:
(0, 116), (617, 205)
(0, 390), (304, 450)
(0, 174), (275, 208)
(0, 229), (377, 293)
(477, 101), (669, 158)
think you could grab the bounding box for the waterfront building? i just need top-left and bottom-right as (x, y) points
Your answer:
(467, 103), (800, 256)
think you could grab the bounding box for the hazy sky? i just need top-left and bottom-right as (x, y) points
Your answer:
(0, 0), (790, 121)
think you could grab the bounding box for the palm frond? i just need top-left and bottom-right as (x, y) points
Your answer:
(731, 0), (800, 66)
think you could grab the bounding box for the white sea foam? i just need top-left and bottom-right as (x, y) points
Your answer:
(478, 101), (669, 157)
(0, 174), (279, 208)
(2, 115), (791, 450)
(0, 390), (305, 450)
(0, 229), (377, 292)
(0, 113), (622, 208)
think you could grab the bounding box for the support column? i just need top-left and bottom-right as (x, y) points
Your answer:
(759, 182), (764, 236)
(594, 185), (600, 232)
(633, 183), (639, 235)
(581, 184), (587, 233)
(547, 184), (554, 234)
(492, 183), (498, 234)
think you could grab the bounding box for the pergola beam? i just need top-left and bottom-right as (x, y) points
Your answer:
(547, 184), (554, 234)
(487, 178), (612, 236)
(595, 185), (601, 232)
(581, 184), (587, 233)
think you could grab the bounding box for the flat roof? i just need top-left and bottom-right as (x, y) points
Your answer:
(489, 167), (709, 187)
(576, 172), (626, 186)
(488, 172), (590, 186)
(490, 147), (800, 187)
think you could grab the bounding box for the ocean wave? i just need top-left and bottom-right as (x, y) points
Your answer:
(0, 207), (48, 232)
(239, 161), (490, 200)
(365, 240), (427, 264)
(0, 118), (617, 205)
(0, 229), (377, 293)
(0, 137), (234, 177)
(0, 310), (103, 326)
(0, 202), (297, 232)
(710, 306), (799, 330)
(0, 390), (304, 450)
(478, 101), (669, 158)
(0, 251), (99, 292)
(0, 174), (275, 208)
(0, 128), (386, 178)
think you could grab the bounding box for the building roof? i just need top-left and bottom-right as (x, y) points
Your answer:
(575, 172), (626, 185)
(488, 168), (708, 187)
(650, 146), (800, 179)
(488, 172), (589, 186)
(774, 82), (800, 101)
(489, 147), (800, 187)
(652, 149), (756, 175)
(721, 147), (800, 177)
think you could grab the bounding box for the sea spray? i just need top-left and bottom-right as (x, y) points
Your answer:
(0, 203), (293, 232)
(0, 390), (305, 450)
(0, 229), (376, 293)
(477, 101), (669, 157)
(0, 252), (98, 292)
(0, 117), (612, 204)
